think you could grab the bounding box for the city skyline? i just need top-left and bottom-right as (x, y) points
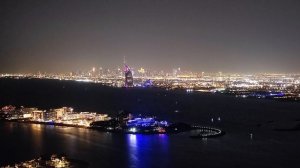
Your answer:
(1, 0), (300, 73)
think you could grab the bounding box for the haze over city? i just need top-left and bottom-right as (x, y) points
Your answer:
(2, 1), (300, 167)
(1, 0), (300, 73)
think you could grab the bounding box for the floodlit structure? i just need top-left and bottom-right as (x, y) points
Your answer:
(124, 64), (133, 87)
(32, 110), (45, 121)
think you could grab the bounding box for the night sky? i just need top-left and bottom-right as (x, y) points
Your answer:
(0, 0), (300, 73)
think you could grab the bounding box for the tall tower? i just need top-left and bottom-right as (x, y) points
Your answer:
(124, 57), (134, 87)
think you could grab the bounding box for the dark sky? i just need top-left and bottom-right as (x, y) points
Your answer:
(0, 0), (300, 73)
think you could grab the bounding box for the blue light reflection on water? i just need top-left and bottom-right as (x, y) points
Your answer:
(127, 134), (170, 168)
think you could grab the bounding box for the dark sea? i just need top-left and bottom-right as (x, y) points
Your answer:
(0, 78), (300, 167)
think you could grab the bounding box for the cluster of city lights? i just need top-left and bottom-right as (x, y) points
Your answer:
(2, 154), (80, 168)
(1, 68), (300, 101)
(0, 106), (110, 127)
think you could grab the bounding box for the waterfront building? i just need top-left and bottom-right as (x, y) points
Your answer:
(54, 107), (72, 120)
(32, 110), (45, 121)
(23, 113), (32, 119)
(21, 107), (38, 113)
(44, 110), (57, 121)
(94, 114), (110, 121)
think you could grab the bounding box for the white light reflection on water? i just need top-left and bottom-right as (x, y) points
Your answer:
(128, 134), (138, 167)
(127, 134), (170, 168)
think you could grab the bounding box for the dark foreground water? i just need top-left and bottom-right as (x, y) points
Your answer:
(0, 79), (300, 167)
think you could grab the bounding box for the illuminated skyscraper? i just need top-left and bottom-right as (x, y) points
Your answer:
(123, 56), (133, 87)
(124, 64), (133, 87)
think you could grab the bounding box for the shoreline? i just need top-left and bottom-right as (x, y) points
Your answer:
(0, 119), (225, 137)
(0, 119), (89, 129)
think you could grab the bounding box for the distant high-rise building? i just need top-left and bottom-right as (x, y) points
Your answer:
(124, 64), (133, 87)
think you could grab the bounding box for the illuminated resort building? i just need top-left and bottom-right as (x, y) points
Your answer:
(0, 106), (110, 127)
(126, 117), (169, 133)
